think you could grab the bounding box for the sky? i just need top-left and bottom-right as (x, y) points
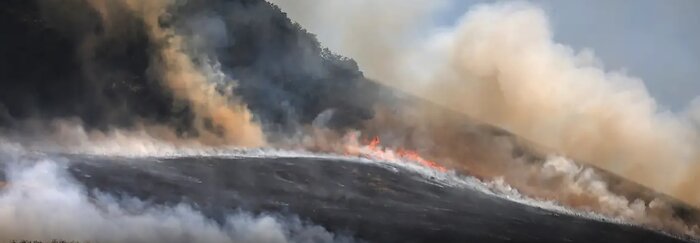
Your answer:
(439, 0), (700, 110)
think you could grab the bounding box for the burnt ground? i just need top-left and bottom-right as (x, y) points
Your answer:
(49, 154), (696, 243)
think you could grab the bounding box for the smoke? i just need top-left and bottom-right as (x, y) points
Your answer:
(2, 0), (386, 147)
(85, 0), (265, 146)
(0, 119), (202, 156)
(272, 1), (700, 206)
(0, 153), (354, 243)
(0, 0), (267, 147)
(427, 3), (699, 200)
(3, 0), (700, 239)
(518, 156), (700, 235)
(268, 0), (448, 87)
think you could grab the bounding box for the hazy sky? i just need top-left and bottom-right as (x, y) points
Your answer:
(439, 0), (700, 110)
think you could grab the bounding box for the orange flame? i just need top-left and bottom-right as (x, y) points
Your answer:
(368, 136), (381, 149)
(346, 135), (447, 172)
(395, 148), (446, 171)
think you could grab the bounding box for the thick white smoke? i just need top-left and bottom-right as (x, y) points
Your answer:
(271, 1), (700, 207)
(0, 152), (354, 243)
(0, 119), (207, 157)
(528, 156), (699, 235)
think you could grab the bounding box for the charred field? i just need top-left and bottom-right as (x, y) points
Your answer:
(0, 152), (693, 243)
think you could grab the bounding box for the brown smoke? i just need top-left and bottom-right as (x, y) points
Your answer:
(274, 0), (700, 205)
(273, 0), (700, 237)
(420, 3), (700, 207)
(83, 0), (265, 146)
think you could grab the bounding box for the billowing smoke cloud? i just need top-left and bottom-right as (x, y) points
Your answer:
(1, 0), (382, 147)
(82, 0), (266, 146)
(424, 4), (699, 200)
(514, 156), (700, 235)
(0, 155), (354, 243)
(0, 0), (264, 146)
(266, 1), (700, 238)
(272, 1), (700, 206)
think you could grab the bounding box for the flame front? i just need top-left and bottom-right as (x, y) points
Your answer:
(343, 134), (447, 172)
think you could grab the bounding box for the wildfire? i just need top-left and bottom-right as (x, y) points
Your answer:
(344, 134), (447, 172)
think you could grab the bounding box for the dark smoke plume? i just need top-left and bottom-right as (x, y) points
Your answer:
(0, 0), (178, 129)
(0, 0), (381, 143)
